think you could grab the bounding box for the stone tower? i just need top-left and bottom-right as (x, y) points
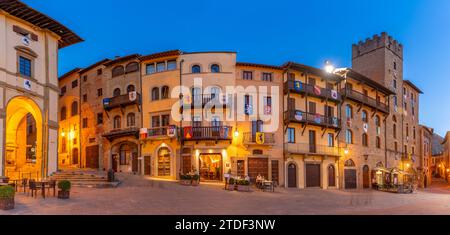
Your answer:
(352, 32), (419, 169)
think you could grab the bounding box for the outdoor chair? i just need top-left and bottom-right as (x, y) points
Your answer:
(21, 178), (28, 193)
(47, 180), (57, 197)
(28, 180), (41, 198)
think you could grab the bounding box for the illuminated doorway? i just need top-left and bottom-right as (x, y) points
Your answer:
(4, 96), (43, 180)
(199, 154), (222, 181)
(157, 147), (171, 176)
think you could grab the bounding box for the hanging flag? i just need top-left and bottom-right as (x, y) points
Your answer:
(331, 90), (338, 100)
(363, 123), (369, 133)
(103, 98), (111, 107)
(314, 86), (322, 96)
(256, 132), (265, 145)
(129, 91), (137, 102)
(314, 114), (322, 124)
(294, 81), (303, 92)
(140, 128), (148, 139)
(168, 125), (176, 137)
(332, 117), (339, 127)
(223, 126), (229, 138)
(184, 127), (193, 139)
(295, 111), (304, 121)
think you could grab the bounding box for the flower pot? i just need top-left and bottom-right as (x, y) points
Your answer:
(191, 180), (199, 186)
(0, 198), (14, 210)
(180, 180), (191, 186)
(237, 185), (250, 192)
(58, 190), (70, 199)
(226, 184), (235, 191)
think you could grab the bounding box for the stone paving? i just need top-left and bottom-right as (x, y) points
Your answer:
(2, 174), (450, 215)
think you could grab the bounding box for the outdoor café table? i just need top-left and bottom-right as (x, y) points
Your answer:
(36, 180), (50, 199)
(262, 180), (274, 192)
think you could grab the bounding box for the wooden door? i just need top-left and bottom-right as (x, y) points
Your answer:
(112, 154), (118, 172)
(345, 169), (357, 189)
(144, 155), (151, 175)
(328, 165), (336, 187)
(309, 131), (316, 153)
(271, 160), (279, 185)
(288, 163), (297, 188)
(363, 165), (370, 189)
(182, 155), (191, 174)
(85, 145), (99, 169)
(237, 160), (245, 178)
(132, 152), (138, 173)
(248, 158), (268, 183)
(305, 164), (321, 187)
(72, 148), (79, 165)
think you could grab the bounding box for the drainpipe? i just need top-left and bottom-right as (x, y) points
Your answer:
(139, 62), (143, 175)
(179, 58), (185, 178)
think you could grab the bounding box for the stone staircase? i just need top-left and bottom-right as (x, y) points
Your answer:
(50, 169), (120, 188)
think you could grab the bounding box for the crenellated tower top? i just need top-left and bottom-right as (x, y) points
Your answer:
(352, 32), (403, 59)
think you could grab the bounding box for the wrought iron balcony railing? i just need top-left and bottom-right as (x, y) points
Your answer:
(102, 127), (140, 141)
(342, 88), (389, 113)
(103, 92), (141, 111)
(284, 80), (341, 102)
(181, 126), (233, 141)
(284, 110), (341, 129)
(284, 143), (341, 157)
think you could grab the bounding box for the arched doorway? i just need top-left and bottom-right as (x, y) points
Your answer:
(4, 96), (43, 180)
(111, 142), (138, 173)
(158, 147), (171, 176)
(287, 163), (297, 188)
(363, 165), (370, 189)
(328, 165), (336, 187)
(344, 159), (357, 189)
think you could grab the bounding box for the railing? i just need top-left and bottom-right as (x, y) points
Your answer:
(103, 92), (141, 111)
(147, 127), (168, 137)
(102, 127), (140, 141)
(243, 132), (275, 144)
(342, 88), (389, 113)
(181, 126), (233, 141)
(187, 94), (232, 108)
(285, 143), (341, 156)
(5, 170), (40, 180)
(284, 80), (341, 102)
(284, 110), (341, 129)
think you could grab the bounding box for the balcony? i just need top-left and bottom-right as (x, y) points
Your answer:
(243, 132), (275, 145)
(184, 94), (231, 109)
(284, 80), (341, 102)
(284, 110), (341, 129)
(103, 92), (141, 111)
(342, 88), (389, 114)
(181, 126), (232, 142)
(140, 127), (178, 141)
(285, 143), (341, 157)
(102, 127), (139, 141)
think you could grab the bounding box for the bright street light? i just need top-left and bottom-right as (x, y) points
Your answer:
(325, 60), (335, 73)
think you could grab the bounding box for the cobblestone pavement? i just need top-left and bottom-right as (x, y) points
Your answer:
(2, 175), (450, 215)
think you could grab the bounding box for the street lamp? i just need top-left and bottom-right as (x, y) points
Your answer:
(325, 60), (335, 73)
(234, 129), (240, 138)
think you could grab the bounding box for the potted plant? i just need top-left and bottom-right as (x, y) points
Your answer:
(180, 175), (192, 186)
(237, 179), (250, 192)
(0, 186), (15, 210)
(191, 174), (200, 186)
(57, 180), (71, 199)
(226, 178), (235, 191)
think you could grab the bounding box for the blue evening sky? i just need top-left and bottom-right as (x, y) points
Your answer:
(24, 0), (450, 136)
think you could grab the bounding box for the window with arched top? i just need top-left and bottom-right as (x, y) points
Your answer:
(346, 104), (353, 119)
(112, 66), (125, 77)
(392, 115), (397, 123)
(127, 113), (136, 127)
(362, 110), (368, 123)
(376, 136), (381, 148)
(375, 115), (381, 127)
(161, 86), (169, 99)
(113, 116), (121, 129)
(71, 101), (78, 116)
(127, 85), (135, 93)
(345, 159), (356, 167)
(211, 64), (220, 73)
(191, 65), (201, 74)
(362, 133), (369, 147)
(125, 62), (139, 73)
(152, 87), (160, 101)
(60, 107), (67, 121)
(346, 129), (353, 144)
(113, 88), (121, 97)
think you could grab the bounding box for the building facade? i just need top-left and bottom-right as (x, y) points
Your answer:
(58, 32), (429, 190)
(0, 0), (81, 180)
(418, 125), (433, 188)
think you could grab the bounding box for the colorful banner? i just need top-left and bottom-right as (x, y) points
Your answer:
(294, 81), (303, 92)
(332, 117), (339, 127)
(363, 123), (369, 133)
(314, 114), (322, 124)
(140, 128), (148, 139)
(245, 104), (253, 115)
(183, 127), (193, 139)
(331, 90), (338, 99)
(129, 91), (137, 101)
(314, 86), (322, 96)
(103, 98), (111, 107)
(256, 132), (265, 145)
(168, 125), (176, 137)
